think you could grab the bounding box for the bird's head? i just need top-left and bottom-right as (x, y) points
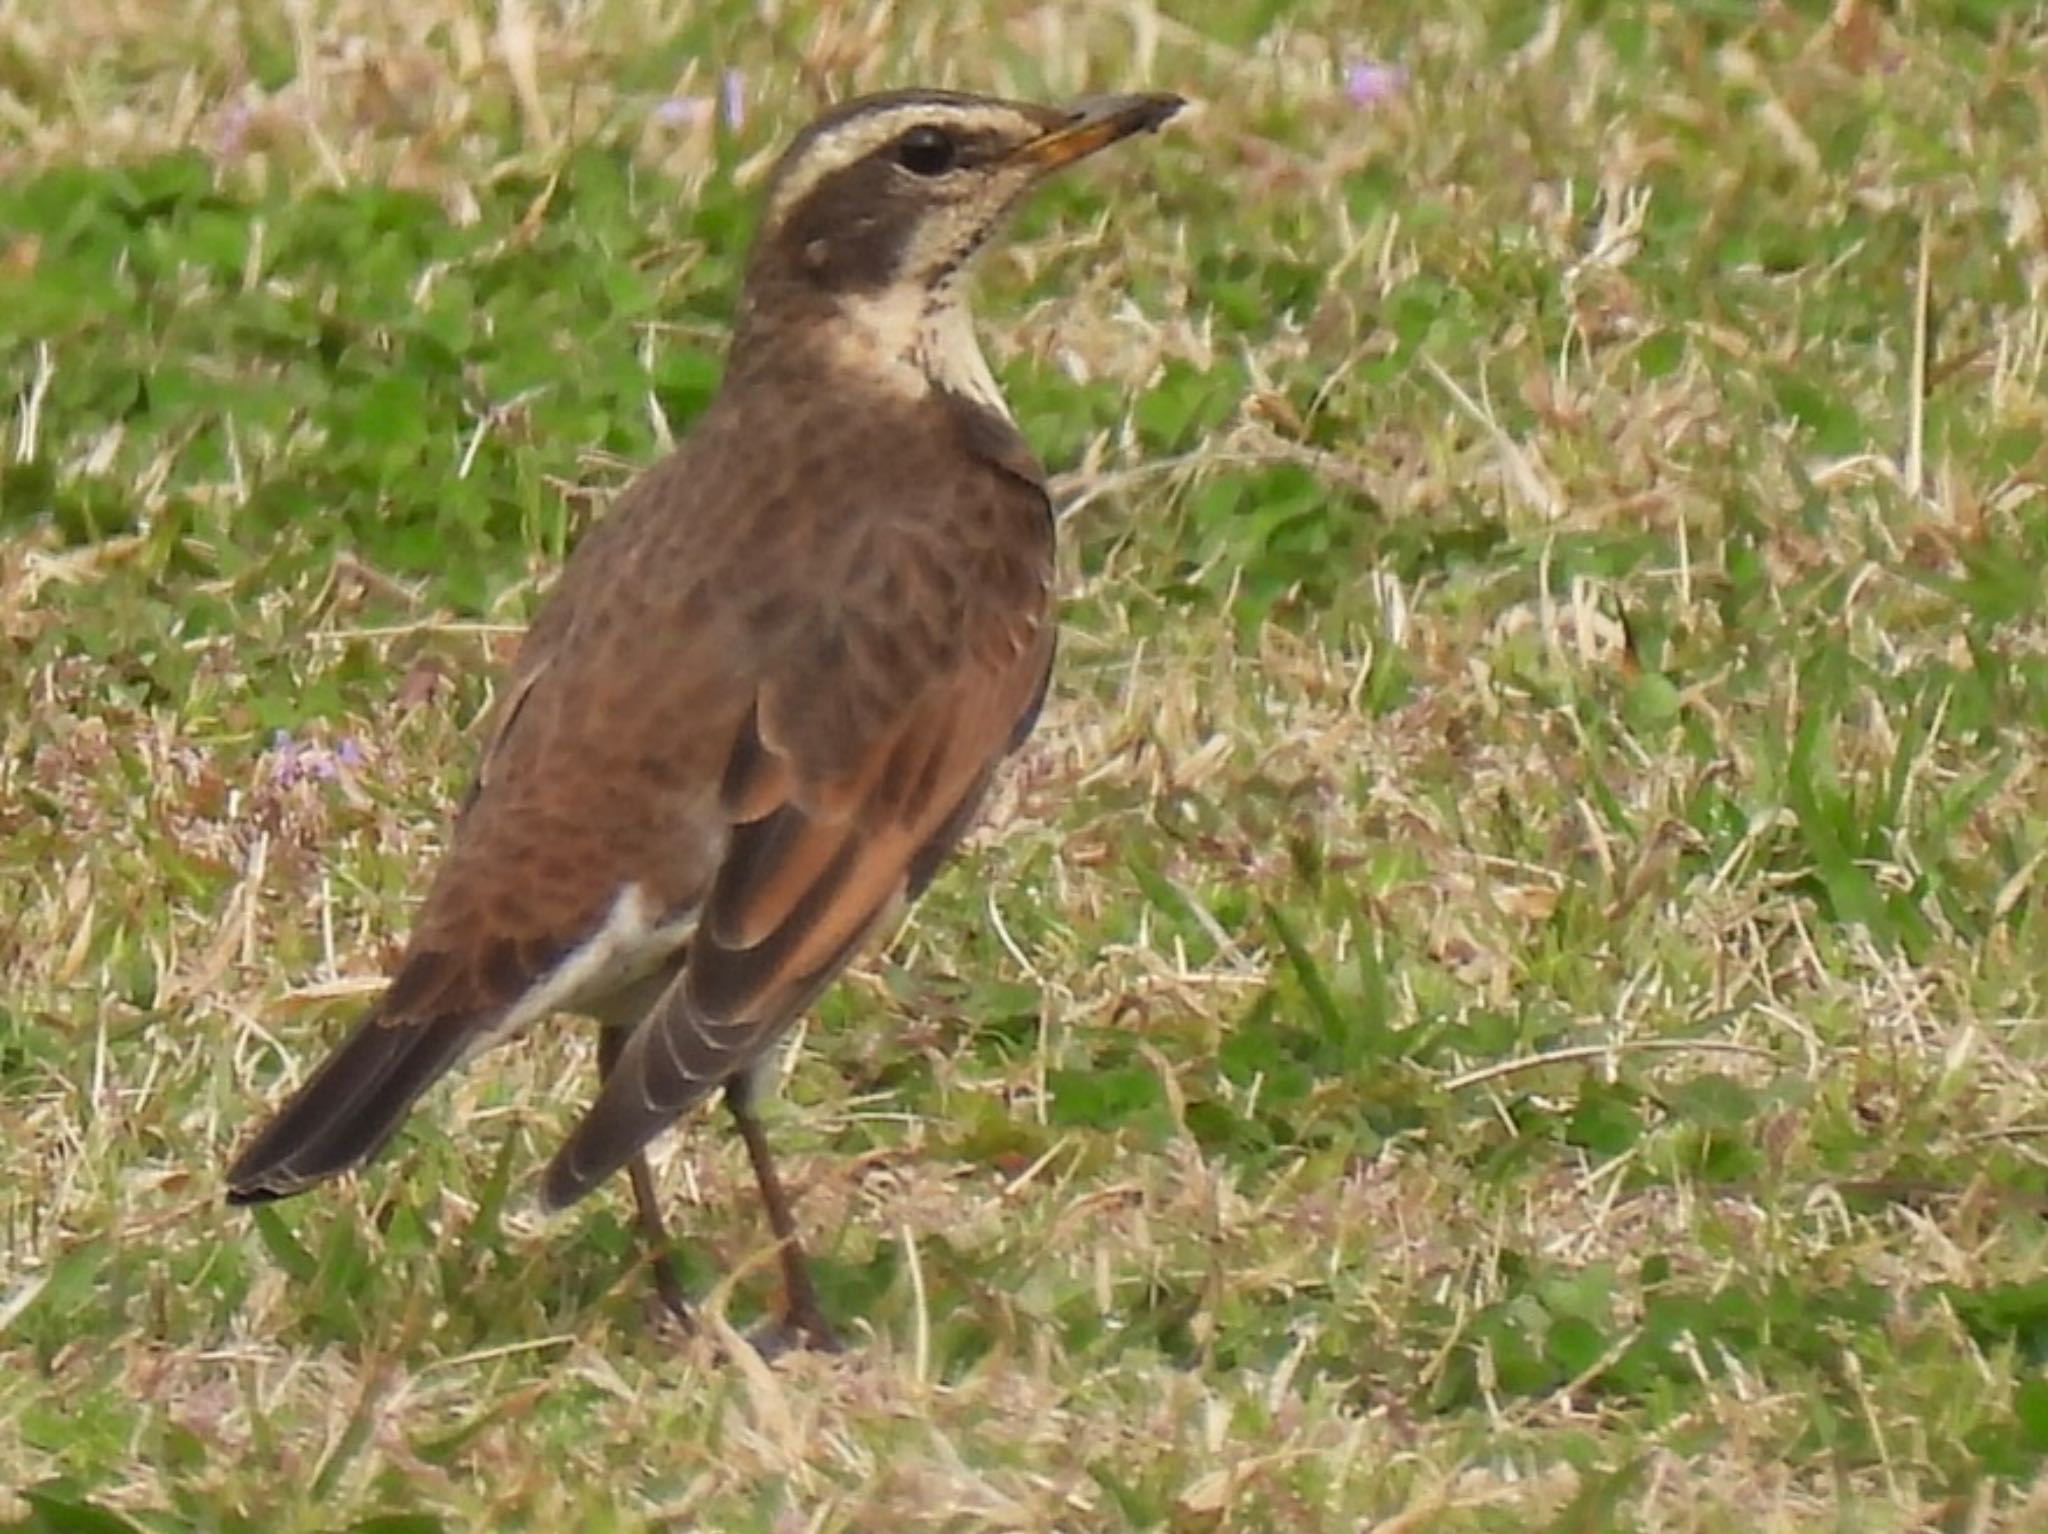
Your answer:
(748, 89), (1183, 301)
(732, 89), (1182, 405)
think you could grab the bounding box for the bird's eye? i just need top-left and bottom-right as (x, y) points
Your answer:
(895, 126), (959, 176)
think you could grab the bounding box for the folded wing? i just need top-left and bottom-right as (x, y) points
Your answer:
(541, 496), (1054, 1209)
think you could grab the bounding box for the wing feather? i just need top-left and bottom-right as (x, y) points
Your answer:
(542, 496), (1053, 1208)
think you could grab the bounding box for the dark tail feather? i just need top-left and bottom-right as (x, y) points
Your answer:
(543, 915), (886, 1211)
(539, 1012), (723, 1212)
(225, 1011), (480, 1204)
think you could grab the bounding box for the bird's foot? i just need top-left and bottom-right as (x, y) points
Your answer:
(645, 1254), (696, 1337)
(747, 1306), (844, 1360)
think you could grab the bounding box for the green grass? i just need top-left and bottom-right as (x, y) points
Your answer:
(6, 0), (2048, 1528)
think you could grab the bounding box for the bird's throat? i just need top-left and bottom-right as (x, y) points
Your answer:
(829, 283), (1014, 423)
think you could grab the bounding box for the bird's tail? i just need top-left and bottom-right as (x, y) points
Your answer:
(225, 1010), (479, 1204)
(537, 1009), (725, 1212)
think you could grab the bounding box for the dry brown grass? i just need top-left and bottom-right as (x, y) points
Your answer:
(6, 0), (2048, 1528)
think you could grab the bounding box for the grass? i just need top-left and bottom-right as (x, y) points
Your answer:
(4, 0), (2048, 1527)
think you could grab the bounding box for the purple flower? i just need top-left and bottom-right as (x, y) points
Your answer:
(267, 728), (354, 786)
(653, 95), (710, 129)
(1344, 61), (1407, 108)
(269, 730), (304, 787)
(720, 68), (746, 132)
(216, 102), (257, 158)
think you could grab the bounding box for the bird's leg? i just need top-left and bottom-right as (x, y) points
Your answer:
(725, 1072), (841, 1353)
(596, 1027), (693, 1331)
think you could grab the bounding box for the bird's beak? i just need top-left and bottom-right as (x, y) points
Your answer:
(1017, 93), (1185, 173)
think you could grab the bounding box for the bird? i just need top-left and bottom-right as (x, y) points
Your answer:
(225, 86), (1184, 1349)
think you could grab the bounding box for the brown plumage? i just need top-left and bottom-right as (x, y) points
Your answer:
(225, 87), (1182, 1346)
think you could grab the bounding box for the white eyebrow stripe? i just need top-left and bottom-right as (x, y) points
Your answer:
(763, 103), (1042, 228)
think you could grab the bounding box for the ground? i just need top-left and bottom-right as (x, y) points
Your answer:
(4, 0), (2048, 1529)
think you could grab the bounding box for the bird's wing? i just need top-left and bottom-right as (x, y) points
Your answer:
(225, 456), (746, 1203)
(541, 471), (1055, 1207)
